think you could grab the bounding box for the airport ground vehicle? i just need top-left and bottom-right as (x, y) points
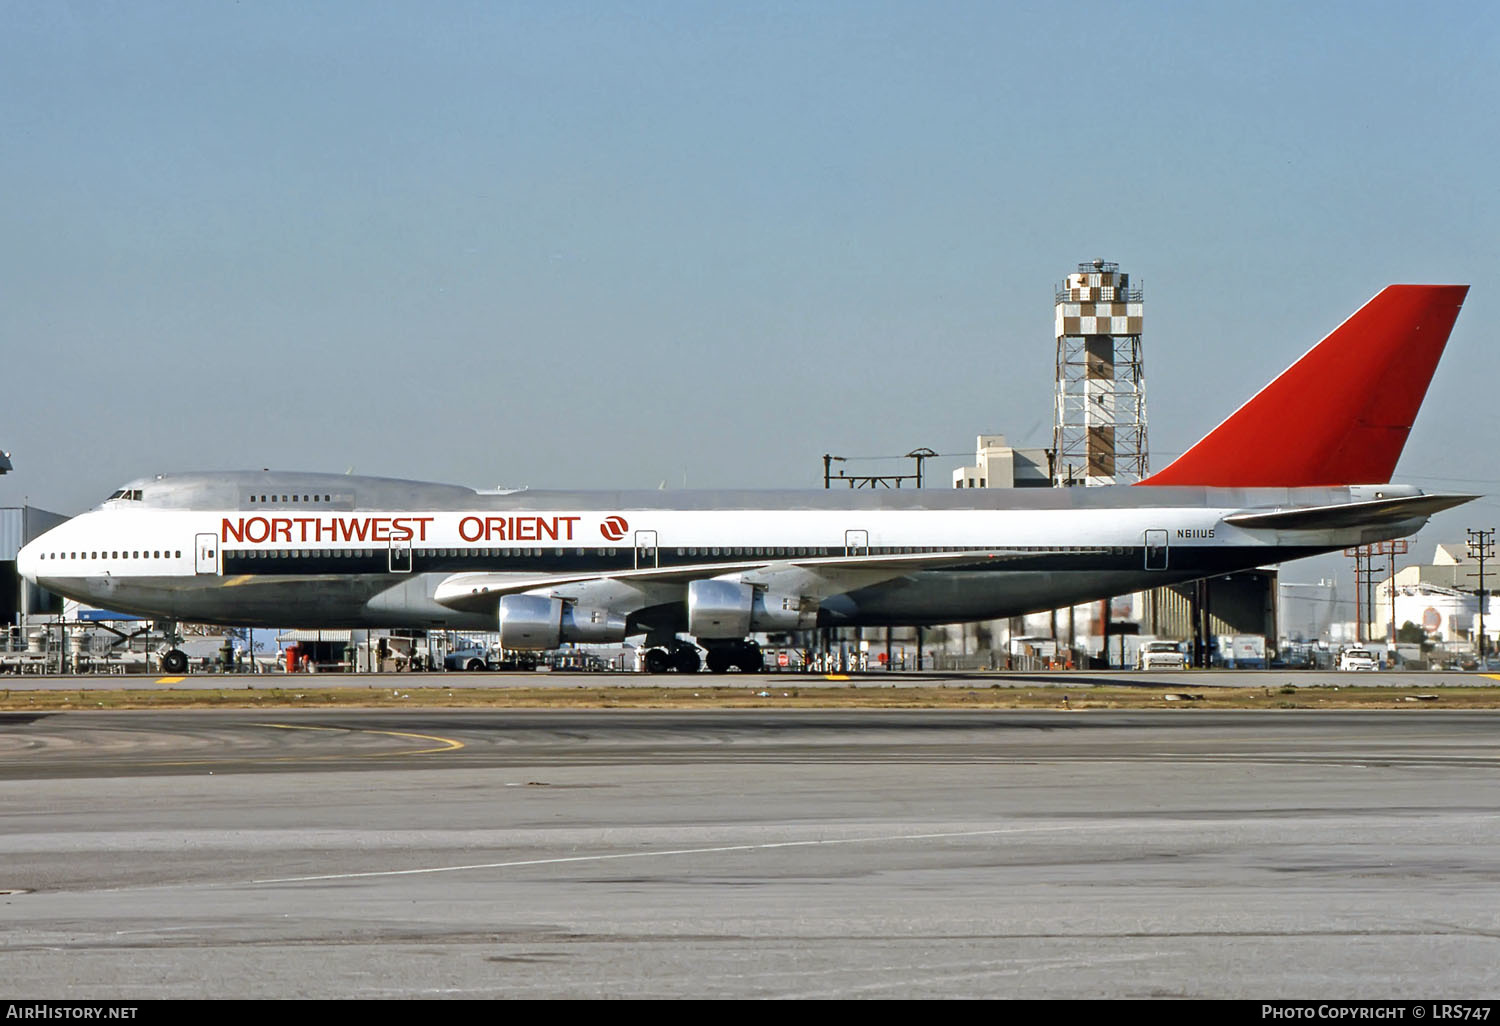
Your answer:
(1337, 647), (1380, 671)
(441, 646), (542, 671)
(1137, 641), (1187, 670)
(443, 646), (494, 672)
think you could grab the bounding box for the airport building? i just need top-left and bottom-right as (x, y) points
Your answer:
(1373, 542), (1495, 656)
(2, 505), (67, 627)
(951, 435), (1050, 489)
(2, 504), (70, 669)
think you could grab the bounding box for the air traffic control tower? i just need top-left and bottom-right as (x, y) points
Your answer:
(1052, 260), (1148, 486)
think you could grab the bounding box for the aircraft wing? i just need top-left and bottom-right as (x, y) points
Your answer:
(432, 549), (1025, 614)
(1223, 493), (1476, 531)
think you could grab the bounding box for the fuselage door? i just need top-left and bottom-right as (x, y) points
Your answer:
(1144, 529), (1169, 570)
(634, 530), (658, 569)
(194, 533), (219, 575)
(389, 537), (412, 573)
(845, 529), (869, 557)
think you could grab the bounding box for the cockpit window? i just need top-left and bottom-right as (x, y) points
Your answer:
(105, 489), (143, 501)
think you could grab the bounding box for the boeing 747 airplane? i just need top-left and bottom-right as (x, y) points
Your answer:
(18, 285), (1472, 673)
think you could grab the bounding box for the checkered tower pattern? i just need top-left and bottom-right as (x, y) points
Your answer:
(1052, 262), (1149, 487)
(1054, 267), (1145, 344)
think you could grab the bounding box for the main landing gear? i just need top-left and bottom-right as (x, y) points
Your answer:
(640, 639), (763, 674)
(643, 641), (702, 674)
(704, 640), (763, 675)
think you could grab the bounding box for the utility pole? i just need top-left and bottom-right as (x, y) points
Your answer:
(1468, 528), (1494, 660)
(906, 448), (938, 489)
(1380, 539), (1408, 652)
(1346, 541), (1405, 649)
(821, 450), (932, 489)
(822, 454), (843, 489)
(1365, 555), (1385, 649)
(1347, 546), (1366, 643)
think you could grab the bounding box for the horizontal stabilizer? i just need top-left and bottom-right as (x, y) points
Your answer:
(1224, 492), (1476, 531)
(1141, 285), (1468, 487)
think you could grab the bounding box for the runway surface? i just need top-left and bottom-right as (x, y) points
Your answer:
(1, 710), (1497, 998)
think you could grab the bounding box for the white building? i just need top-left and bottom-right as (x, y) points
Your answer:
(1377, 580), (1476, 643)
(1373, 542), (1491, 647)
(951, 435), (1050, 489)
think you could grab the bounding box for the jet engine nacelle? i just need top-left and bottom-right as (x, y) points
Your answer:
(498, 594), (628, 650)
(686, 579), (817, 639)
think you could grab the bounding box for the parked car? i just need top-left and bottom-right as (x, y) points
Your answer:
(1137, 641), (1186, 670)
(1337, 648), (1379, 671)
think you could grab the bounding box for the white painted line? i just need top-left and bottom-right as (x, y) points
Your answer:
(251, 824), (1069, 884)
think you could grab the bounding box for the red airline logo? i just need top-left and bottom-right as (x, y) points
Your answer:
(600, 516), (629, 541)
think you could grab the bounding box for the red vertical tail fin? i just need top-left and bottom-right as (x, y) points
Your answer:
(1139, 284), (1468, 488)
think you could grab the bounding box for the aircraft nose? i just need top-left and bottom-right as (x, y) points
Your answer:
(16, 537), (41, 583)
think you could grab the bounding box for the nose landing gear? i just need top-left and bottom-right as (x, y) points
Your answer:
(156, 619), (188, 674)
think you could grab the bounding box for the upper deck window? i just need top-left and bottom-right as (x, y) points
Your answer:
(250, 493), (337, 504)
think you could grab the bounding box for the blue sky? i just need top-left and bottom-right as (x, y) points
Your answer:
(2, 1), (1496, 579)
